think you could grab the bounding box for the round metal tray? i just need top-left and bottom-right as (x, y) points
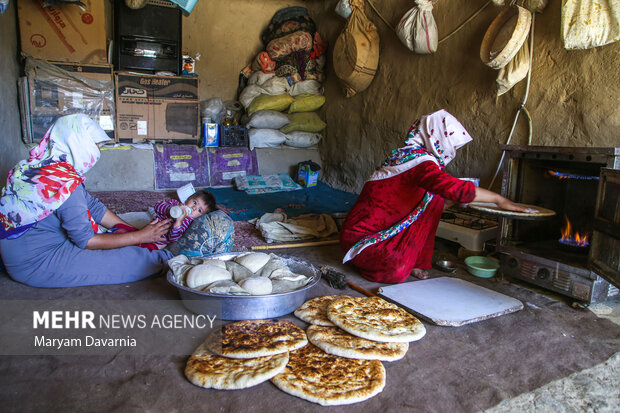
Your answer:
(167, 252), (321, 321)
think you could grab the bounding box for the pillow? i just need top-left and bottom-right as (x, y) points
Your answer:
(168, 210), (234, 257)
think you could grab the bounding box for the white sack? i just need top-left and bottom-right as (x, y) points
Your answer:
(239, 85), (267, 109)
(248, 128), (287, 150)
(247, 71), (276, 86)
(289, 80), (324, 96)
(284, 131), (322, 148)
(247, 110), (291, 130)
(396, 0), (438, 54)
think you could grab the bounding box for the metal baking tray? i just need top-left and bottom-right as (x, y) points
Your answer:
(167, 252), (321, 320)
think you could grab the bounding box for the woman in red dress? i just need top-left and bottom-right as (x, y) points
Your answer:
(340, 109), (524, 283)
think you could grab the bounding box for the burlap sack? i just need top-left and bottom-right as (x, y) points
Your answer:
(333, 0), (380, 98)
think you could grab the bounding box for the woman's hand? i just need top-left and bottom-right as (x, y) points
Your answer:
(496, 197), (527, 212)
(136, 219), (173, 243)
(86, 219), (171, 250)
(473, 187), (527, 212)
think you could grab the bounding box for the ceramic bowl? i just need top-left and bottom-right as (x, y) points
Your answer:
(464, 256), (500, 278)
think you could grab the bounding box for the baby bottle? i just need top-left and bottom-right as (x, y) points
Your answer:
(170, 205), (192, 219)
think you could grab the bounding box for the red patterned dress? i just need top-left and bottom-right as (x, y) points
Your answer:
(340, 161), (475, 283)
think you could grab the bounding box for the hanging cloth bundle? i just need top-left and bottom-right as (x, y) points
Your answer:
(561, 0), (620, 50)
(396, 0), (439, 54)
(333, 0), (380, 97)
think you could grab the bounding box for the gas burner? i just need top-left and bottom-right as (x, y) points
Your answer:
(436, 208), (499, 251)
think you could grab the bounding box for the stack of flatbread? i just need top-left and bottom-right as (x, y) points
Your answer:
(185, 296), (425, 406)
(185, 319), (307, 390)
(276, 295), (427, 404)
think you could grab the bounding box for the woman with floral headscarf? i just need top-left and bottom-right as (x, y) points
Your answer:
(0, 114), (173, 288)
(340, 109), (524, 283)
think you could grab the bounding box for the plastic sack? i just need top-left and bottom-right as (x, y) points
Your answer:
(289, 80), (324, 96)
(496, 41), (530, 96)
(335, 0), (352, 19)
(239, 85), (266, 109)
(247, 94), (295, 116)
(396, 0), (438, 54)
(288, 94), (326, 113)
(248, 128), (287, 150)
(284, 131), (322, 148)
(561, 0), (620, 50)
(247, 71), (276, 86)
(246, 110), (291, 129)
(333, 0), (380, 97)
(260, 76), (291, 95)
(280, 112), (326, 134)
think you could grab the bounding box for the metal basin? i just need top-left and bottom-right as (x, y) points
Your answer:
(167, 252), (321, 320)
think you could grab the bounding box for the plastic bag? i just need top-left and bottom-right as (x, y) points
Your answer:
(396, 0), (438, 54)
(561, 0), (620, 50)
(335, 0), (352, 19)
(496, 41), (530, 96)
(200, 98), (226, 123)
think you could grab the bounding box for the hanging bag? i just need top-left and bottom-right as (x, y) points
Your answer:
(496, 40), (530, 96)
(561, 0), (620, 50)
(396, 0), (438, 54)
(333, 0), (380, 97)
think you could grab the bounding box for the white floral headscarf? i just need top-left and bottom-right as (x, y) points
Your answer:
(0, 114), (110, 239)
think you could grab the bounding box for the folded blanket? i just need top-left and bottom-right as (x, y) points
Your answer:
(234, 174), (302, 195)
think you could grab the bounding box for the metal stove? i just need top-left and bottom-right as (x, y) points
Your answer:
(497, 145), (620, 303)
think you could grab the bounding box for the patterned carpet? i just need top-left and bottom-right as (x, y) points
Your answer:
(90, 190), (340, 251)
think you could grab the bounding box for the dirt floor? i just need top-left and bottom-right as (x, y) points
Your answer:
(0, 243), (618, 412)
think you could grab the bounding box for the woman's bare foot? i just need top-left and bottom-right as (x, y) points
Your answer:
(412, 268), (429, 280)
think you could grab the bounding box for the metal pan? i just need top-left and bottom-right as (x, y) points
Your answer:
(167, 252), (321, 320)
(467, 202), (556, 220)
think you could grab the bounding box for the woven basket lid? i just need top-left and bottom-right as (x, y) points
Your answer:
(480, 6), (532, 70)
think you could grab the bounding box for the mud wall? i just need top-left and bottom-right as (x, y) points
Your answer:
(303, 1), (620, 192)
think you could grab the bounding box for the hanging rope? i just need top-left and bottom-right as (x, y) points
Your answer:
(439, 1), (493, 44)
(488, 11), (536, 190)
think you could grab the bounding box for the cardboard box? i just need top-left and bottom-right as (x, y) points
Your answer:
(18, 0), (107, 64)
(297, 160), (320, 187)
(115, 73), (200, 142)
(21, 58), (115, 142)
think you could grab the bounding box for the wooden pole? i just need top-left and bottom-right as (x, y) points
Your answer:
(251, 239), (339, 251)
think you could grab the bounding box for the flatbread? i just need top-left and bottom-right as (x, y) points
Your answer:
(205, 319), (308, 359)
(306, 325), (408, 361)
(327, 296), (426, 343)
(271, 343), (385, 406)
(294, 295), (348, 326)
(185, 343), (289, 390)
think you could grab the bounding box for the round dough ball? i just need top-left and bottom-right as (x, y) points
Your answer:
(239, 277), (273, 295)
(234, 252), (271, 273)
(196, 258), (227, 269)
(186, 264), (232, 289)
